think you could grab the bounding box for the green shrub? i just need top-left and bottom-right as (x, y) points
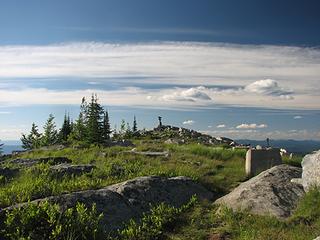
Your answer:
(115, 195), (197, 240)
(1, 201), (103, 240)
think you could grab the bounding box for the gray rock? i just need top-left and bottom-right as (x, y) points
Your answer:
(301, 150), (320, 191)
(3, 176), (213, 233)
(7, 157), (71, 167)
(49, 164), (95, 177)
(215, 164), (304, 219)
(313, 237), (320, 240)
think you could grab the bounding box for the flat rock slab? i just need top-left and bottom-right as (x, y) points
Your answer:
(2, 176), (213, 233)
(7, 157), (72, 167)
(301, 150), (320, 191)
(215, 164), (305, 219)
(125, 150), (169, 157)
(49, 163), (95, 176)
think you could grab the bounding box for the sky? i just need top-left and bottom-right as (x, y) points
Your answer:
(0, 0), (320, 141)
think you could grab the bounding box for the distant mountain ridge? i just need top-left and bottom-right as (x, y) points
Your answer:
(236, 139), (320, 154)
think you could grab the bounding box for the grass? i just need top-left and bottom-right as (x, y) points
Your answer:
(165, 188), (320, 240)
(0, 141), (318, 239)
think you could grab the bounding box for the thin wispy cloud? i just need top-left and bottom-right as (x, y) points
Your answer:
(294, 115), (303, 119)
(0, 42), (319, 109)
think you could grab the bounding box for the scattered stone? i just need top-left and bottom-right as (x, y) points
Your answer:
(0, 167), (19, 179)
(301, 150), (320, 191)
(49, 164), (95, 177)
(245, 148), (282, 176)
(313, 236), (320, 240)
(215, 165), (305, 219)
(3, 176), (213, 233)
(7, 157), (72, 167)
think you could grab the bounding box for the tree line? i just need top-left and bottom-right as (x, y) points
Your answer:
(21, 94), (138, 150)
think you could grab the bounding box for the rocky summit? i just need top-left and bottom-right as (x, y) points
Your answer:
(215, 164), (305, 219)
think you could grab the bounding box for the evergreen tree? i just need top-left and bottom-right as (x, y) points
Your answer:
(68, 98), (88, 143)
(132, 115), (137, 132)
(59, 113), (72, 143)
(102, 110), (111, 142)
(86, 94), (104, 144)
(42, 114), (58, 146)
(0, 140), (3, 155)
(21, 123), (42, 149)
(120, 119), (126, 135)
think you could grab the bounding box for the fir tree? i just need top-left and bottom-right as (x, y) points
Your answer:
(132, 115), (137, 132)
(86, 94), (104, 144)
(59, 113), (72, 143)
(21, 123), (42, 149)
(42, 114), (58, 146)
(102, 110), (111, 142)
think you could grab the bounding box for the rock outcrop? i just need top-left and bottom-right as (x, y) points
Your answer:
(49, 164), (95, 177)
(7, 157), (71, 167)
(215, 164), (304, 219)
(301, 150), (320, 191)
(3, 176), (213, 233)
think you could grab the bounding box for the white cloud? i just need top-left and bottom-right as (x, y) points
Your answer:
(244, 79), (293, 98)
(182, 120), (195, 125)
(236, 123), (268, 129)
(161, 86), (212, 102)
(216, 124), (226, 128)
(293, 115), (303, 119)
(0, 111), (11, 114)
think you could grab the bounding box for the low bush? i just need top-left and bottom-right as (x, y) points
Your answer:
(0, 201), (103, 240)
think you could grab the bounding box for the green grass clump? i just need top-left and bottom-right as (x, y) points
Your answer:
(0, 201), (103, 240)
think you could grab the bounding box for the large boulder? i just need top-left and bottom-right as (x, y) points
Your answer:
(215, 164), (304, 219)
(2, 176), (213, 233)
(301, 150), (320, 191)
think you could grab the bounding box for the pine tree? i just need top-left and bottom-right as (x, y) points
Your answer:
(102, 110), (111, 143)
(21, 123), (42, 149)
(59, 113), (72, 143)
(42, 114), (58, 146)
(132, 115), (137, 132)
(86, 94), (104, 144)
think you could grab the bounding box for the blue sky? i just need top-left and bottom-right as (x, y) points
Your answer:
(0, 0), (320, 141)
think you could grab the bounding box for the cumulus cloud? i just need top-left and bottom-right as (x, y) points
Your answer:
(216, 124), (226, 128)
(244, 79), (293, 98)
(182, 120), (195, 125)
(161, 86), (212, 102)
(236, 123), (268, 129)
